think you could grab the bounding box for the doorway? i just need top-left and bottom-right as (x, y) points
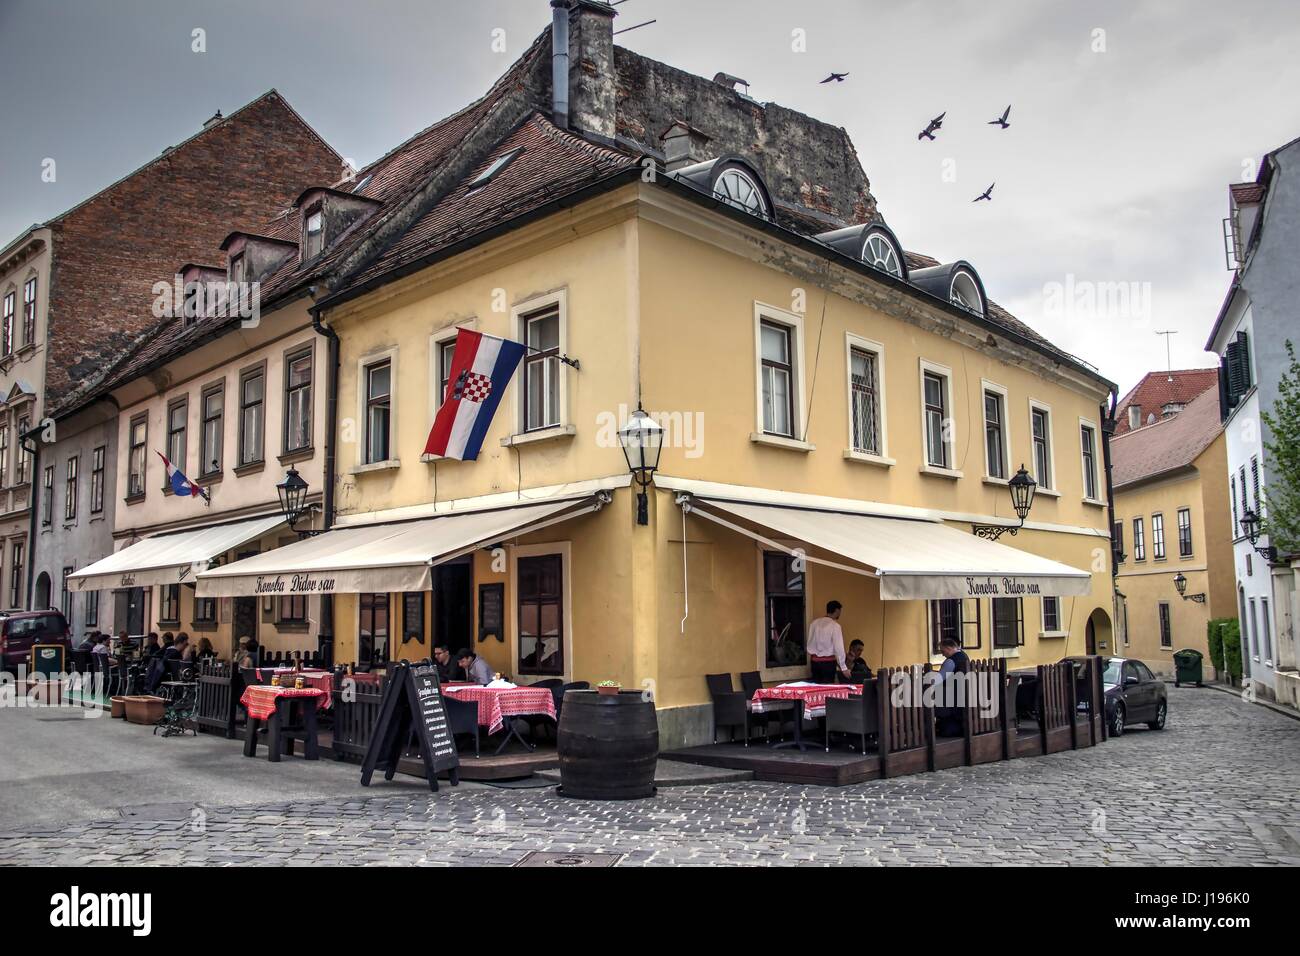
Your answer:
(432, 558), (472, 652)
(114, 587), (146, 635)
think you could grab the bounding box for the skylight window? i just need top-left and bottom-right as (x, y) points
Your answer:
(467, 148), (524, 192)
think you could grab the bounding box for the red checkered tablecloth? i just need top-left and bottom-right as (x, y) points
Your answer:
(239, 685), (325, 721)
(260, 669), (334, 708)
(443, 685), (557, 734)
(750, 683), (862, 719)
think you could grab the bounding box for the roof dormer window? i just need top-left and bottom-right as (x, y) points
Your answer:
(713, 167), (767, 217)
(303, 206), (324, 260)
(468, 148), (523, 193)
(229, 252), (246, 285)
(863, 232), (903, 278)
(950, 272), (983, 316)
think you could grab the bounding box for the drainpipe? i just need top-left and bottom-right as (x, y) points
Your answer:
(20, 429), (40, 610)
(1100, 390), (1119, 648)
(310, 296), (339, 664)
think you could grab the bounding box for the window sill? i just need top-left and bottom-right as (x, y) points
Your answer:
(1038, 631), (1069, 640)
(351, 459), (400, 475)
(1035, 487), (1061, 498)
(983, 475), (1009, 487)
(197, 472), (222, 486)
(843, 449), (894, 468)
(274, 622), (310, 633)
(991, 647), (1021, 659)
(1082, 497), (1107, 508)
(919, 464), (963, 480)
(89, 515), (104, 524)
(124, 493), (146, 506)
(749, 432), (815, 453)
(500, 424), (576, 448)
(190, 622), (218, 633)
(157, 619), (180, 628)
(278, 447), (314, 466)
(233, 460), (265, 477)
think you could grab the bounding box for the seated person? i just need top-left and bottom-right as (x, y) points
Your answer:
(140, 633), (162, 659)
(433, 645), (465, 683)
(456, 648), (493, 686)
(91, 634), (111, 657)
(195, 636), (216, 660)
(843, 639), (873, 683)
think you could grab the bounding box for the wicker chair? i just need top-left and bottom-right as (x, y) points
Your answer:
(824, 681), (879, 753)
(740, 670), (792, 742)
(706, 673), (750, 745)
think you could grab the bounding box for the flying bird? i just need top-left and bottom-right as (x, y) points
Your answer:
(988, 105), (1012, 129)
(917, 112), (946, 141)
(820, 72), (849, 84)
(973, 183), (996, 202)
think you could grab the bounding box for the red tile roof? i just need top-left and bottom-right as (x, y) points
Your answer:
(1111, 387), (1223, 488)
(1230, 182), (1266, 205)
(1114, 369), (1218, 435)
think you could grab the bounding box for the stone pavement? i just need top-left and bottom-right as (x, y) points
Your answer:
(0, 685), (1296, 866)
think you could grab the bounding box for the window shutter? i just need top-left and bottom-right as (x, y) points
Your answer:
(1233, 331), (1253, 395)
(1218, 360), (1230, 419)
(1224, 342), (1243, 403)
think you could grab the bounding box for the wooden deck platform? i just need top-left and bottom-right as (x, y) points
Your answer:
(315, 731), (558, 781)
(665, 744), (883, 786)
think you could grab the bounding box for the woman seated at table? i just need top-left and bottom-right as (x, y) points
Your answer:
(194, 636), (216, 660)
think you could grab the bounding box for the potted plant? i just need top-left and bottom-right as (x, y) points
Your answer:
(596, 680), (621, 697)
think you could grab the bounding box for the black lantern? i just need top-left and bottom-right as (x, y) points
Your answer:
(1173, 570), (1206, 603)
(276, 467), (310, 532)
(973, 464), (1037, 541)
(618, 405), (665, 525)
(1240, 507), (1261, 545)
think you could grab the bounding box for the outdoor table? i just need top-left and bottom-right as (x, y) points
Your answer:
(258, 668), (334, 708)
(751, 683), (862, 751)
(240, 685), (323, 762)
(158, 680), (196, 703)
(443, 684), (557, 755)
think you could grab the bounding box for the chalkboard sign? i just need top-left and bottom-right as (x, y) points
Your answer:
(478, 583), (504, 642)
(31, 644), (65, 677)
(360, 660), (459, 792)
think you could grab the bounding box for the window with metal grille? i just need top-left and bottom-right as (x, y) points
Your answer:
(1042, 596), (1061, 633)
(849, 347), (880, 454)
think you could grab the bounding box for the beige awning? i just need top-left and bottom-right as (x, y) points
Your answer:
(685, 497), (1092, 600)
(195, 495), (605, 597)
(69, 513), (287, 592)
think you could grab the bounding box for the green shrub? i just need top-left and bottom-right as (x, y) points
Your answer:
(1220, 619), (1243, 684)
(1207, 618), (1231, 674)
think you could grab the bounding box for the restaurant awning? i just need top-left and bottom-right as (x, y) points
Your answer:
(195, 494), (606, 597)
(68, 513), (288, 592)
(683, 497), (1092, 600)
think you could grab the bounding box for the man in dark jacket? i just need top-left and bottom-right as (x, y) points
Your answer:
(934, 637), (970, 736)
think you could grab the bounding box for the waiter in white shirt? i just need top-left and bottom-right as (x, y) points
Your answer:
(806, 600), (851, 684)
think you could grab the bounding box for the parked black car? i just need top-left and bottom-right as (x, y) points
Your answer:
(0, 609), (72, 672)
(1101, 657), (1168, 736)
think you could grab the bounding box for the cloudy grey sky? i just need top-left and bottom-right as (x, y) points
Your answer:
(3, 0), (1299, 395)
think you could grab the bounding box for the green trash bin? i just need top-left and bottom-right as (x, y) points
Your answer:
(1172, 649), (1203, 687)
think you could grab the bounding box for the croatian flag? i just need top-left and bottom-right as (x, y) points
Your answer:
(157, 451), (209, 501)
(424, 329), (527, 461)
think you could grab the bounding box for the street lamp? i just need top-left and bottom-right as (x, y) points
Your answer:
(1238, 507), (1278, 563)
(276, 467), (312, 534)
(1172, 571), (1206, 604)
(618, 405), (665, 526)
(972, 464), (1037, 541)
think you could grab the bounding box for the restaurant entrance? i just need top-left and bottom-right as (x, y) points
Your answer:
(432, 558), (472, 651)
(114, 587), (146, 636)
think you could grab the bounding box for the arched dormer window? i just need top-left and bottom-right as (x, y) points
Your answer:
(950, 271), (983, 315)
(671, 156), (773, 220)
(862, 231), (903, 278)
(713, 167), (767, 217)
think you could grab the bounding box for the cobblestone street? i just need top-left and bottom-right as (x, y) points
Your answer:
(2, 686), (1297, 866)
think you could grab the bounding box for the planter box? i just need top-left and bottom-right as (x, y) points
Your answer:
(123, 696), (166, 725)
(110, 696), (127, 719)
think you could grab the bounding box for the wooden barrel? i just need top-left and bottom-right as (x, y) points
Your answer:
(557, 690), (658, 799)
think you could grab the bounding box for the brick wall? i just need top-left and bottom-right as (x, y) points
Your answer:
(45, 92), (340, 399)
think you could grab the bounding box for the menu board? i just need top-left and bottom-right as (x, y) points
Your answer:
(360, 660), (459, 792)
(478, 583), (504, 642)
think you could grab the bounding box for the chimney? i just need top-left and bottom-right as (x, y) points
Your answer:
(551, 0), (617, 139)
(661, 121), (711, 172)
(1161, 401), (1185, 419)
(203, 109), (223, 129)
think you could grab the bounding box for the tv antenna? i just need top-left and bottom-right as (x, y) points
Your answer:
(1155, 330), (1178, 380)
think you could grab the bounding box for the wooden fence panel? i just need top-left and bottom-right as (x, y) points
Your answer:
(196, 660), (236, 738)
(329, 671), (386, 760)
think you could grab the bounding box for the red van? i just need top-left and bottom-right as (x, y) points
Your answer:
(0, 610), (72, 672)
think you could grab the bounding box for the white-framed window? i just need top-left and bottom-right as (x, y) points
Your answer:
(713, 167), (768, 217)
(1079, 419), (1100, 501)
(428, 322), (473, 422)
(283, 346), (313, 454)
(364, 358), (392, 464)
(753, 304), (806, 441)
(200, 382), (223, 476)
(846, 334), (886, 456)
(512, 290), (568, 436)
(303, 205), (324, 260)
(1041, 595), (1063, 635)
(982, 381), (1009, 480)
(919, 360), (955, 470)
(1152, 512), (1166, 560)
(862, 232), (902, 277)
(238, 365), (265, 467)
(1261, 597), (1273, 663)
(1029, 401), (1055, 490)
(950, 271), (983, 315)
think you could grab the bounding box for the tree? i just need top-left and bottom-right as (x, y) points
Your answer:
(1261, 340), (1300, 556)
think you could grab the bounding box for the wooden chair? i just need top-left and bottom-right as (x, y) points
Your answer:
(824, 682), (879, 753)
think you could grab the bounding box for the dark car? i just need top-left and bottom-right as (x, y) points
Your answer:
(0, 609), (72, 672)
(1101, 657), (1167, 736)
